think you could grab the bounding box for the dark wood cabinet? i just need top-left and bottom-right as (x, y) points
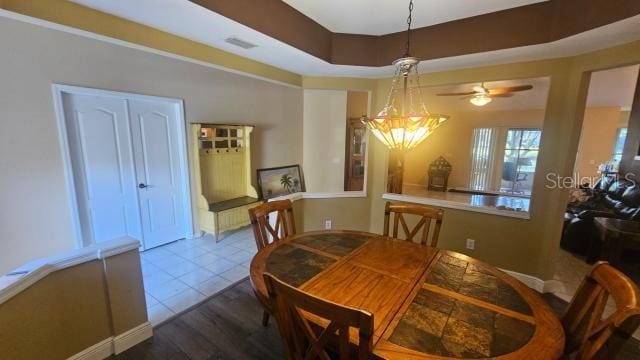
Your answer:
(344, 118), (366, 191)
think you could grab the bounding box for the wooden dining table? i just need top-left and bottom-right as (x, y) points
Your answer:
(249, 230), (565, 359)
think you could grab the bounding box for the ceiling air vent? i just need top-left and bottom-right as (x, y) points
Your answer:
(224, 36), (258, 49)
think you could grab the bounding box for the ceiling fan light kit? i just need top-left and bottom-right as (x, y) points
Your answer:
(437, 83), (534, 106)
(470, 94), (492, 106)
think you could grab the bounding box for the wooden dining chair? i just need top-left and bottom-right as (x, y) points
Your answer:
(383, 201), (444, 247)
(248, 199), (296, 327)
(248, 199), (296, 250)
(561, 261), (640, 359)
(263, 272), (374, 360)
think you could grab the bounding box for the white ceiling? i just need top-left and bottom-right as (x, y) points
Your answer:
(587, 65), (639, 109)
(71, 0), (640, 79)
(282, 0), (547, 35)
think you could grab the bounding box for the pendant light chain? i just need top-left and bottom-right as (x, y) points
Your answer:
(361, 0), (449, 154)
(404, 0), (414, 57)
(386, 65), (402, 115)
(413, 63), (429, 114)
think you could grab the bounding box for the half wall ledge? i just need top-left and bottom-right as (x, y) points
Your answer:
(382, 192), (531, 220)
(0, 236), (140, 304)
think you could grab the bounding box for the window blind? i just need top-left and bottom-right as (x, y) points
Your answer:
(469, 128), (497, 190)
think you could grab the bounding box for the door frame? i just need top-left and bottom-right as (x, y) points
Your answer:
(52, 84), (195, 249)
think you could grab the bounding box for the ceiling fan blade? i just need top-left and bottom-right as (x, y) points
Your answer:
(436, 91), (477, 96)
(459, 95), (474, 100)
(490, 93), (514, 98)
(488, 85), (533, 95)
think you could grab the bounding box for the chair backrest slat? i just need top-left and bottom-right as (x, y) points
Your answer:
(383, 201), (444, 247)
(561, 261), (640, 359)
(248, 200), (296, 250)
(421, 218), (431, 245)
(264, 273), (373, 360)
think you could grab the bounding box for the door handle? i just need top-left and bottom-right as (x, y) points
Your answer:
(138, 183), (149, 189)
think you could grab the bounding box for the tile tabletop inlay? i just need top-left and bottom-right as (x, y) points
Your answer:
(292, 232), (372, 257)
(265, 244), (336, 287)
(426, 255), (532, 315)
(390, 254), (535, 357)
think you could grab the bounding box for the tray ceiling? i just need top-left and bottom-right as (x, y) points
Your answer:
(70, 0), (640, 78)
(281, 0), (547, 35)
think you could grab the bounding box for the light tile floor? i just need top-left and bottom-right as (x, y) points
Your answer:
(550, 248), (592, 303)
(140, 226), (256, 326)
(551, 248), (640, 339)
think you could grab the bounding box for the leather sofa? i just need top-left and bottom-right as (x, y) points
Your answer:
(561, 177), (640, 260)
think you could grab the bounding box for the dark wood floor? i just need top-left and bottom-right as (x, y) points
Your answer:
(115, 279), (284, 360)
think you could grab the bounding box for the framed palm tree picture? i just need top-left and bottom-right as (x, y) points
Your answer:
(256, 164), (305, 200)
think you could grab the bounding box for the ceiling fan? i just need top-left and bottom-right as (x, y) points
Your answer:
(436, 83), (534, 106)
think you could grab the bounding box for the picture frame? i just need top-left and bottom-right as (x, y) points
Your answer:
(256, 164), (306, 200)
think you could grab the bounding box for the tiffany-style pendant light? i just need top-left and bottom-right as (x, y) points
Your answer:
(361, 0), (449, 193)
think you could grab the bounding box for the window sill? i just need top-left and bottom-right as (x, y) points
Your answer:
(383, 189), (531, 220)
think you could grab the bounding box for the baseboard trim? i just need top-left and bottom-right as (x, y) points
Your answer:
(501, 269), (559, 293)
(66, 337), (113, 360)
(113, 322), (153, 354)
(66, 322), (152, 359)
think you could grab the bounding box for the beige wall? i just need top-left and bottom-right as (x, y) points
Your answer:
(298, 198), (371, 232)
(0, 17), (302, 274)
(104, 250), (148, 334)
(346, 91), (369, 119)
(620, 110), (631, 127)
(295, 82), (376, 232)
(0, 0), (301, 86)
(574, 107), (623, 184)
(302, 89), (347, 192)
(302, 90), (370, 193)
(403, 109), (545, 189)
(0, 250), (146, 359)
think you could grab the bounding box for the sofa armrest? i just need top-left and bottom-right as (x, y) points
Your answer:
(577, 210), (617, 220)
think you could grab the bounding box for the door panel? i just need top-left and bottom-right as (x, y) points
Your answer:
(62, 93), (141, 244)
(129, 99), (186, 249)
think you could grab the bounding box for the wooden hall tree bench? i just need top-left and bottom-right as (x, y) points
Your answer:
(192, 124), (262, 242)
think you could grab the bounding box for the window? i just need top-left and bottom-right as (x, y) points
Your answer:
(469, 128), (498, 190)
(501, 129), (541, 195)
(468, 128), (542, 195)
(612, 127), (627, 162)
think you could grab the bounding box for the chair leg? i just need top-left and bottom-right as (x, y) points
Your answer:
(262, 310), (270, 326)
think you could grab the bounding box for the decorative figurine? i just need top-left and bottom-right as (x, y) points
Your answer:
(428, 156), (452, 192)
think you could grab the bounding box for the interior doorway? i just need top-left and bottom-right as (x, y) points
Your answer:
(54, 85), (193, 250)
(555, 64), (640, 301)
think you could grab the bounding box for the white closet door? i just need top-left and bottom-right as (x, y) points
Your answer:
(129, 99), (187, 249)
(62, 93), (141, 244)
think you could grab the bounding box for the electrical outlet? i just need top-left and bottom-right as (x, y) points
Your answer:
(466, 238), (476, 250)
(324, 219), (332, 230)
